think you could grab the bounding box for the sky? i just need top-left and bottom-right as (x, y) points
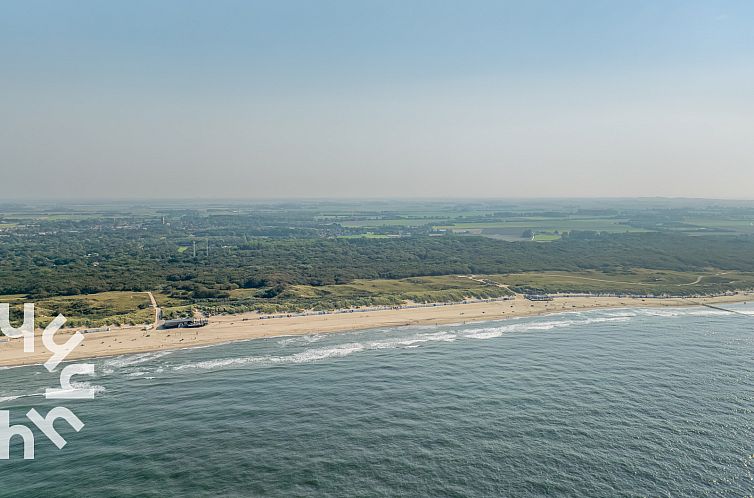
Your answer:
(1, 0), (753, 199)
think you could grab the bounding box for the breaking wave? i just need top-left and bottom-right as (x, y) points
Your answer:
(0, 383), (105, 404)
(172, 314), (635, 372)
(277, 334), (326, 346)
(101, 351), (174, 374)
(0, 391), (45, 404)
(60, 305), (747, 377)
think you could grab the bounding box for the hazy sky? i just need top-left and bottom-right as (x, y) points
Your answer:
(2, 1), (753, 199)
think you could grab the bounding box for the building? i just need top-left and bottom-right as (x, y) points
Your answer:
(524, 294), (553, 301)
(161, 317), (208, 329)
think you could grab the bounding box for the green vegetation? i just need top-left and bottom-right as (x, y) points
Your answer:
(1, 199), (754, 323)
(215, 275), (513, 315)
(336, 233), (394, 239)
(532, 233), (561, 242)
(483, 270), (754, 296)
(341, 218), (448, 228)
(436, 217), (647, 232)
(2, 291), (154, 328)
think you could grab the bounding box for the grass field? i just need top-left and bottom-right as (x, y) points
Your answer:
(436, 217), (649, 233)
(2, 291), (156, 328)
(337, 233), (395, 239)
(224, 275), (514, 314)
(682, 218), (754, 234)
(336, 212), (754, 237)
(482, 270), (754, 296)
(187, 268), (754, 317)
(340, 218), (449, 228)
(532, 234), (561, 242)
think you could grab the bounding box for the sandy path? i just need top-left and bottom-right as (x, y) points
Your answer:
(146, 291), (161, 327)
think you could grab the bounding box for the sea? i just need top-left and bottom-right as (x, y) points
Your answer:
(0, 303), (753, 497)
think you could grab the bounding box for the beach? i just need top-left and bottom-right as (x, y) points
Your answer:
(0, 293), (751, 368)
(4, 290), (753, 495)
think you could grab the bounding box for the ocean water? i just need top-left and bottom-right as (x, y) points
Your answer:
(1, 304), (753, 496)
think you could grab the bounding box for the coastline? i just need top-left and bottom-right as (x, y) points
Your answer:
(1, 293), (751, 368)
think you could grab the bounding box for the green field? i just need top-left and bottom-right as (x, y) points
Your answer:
(532, 233), (561, 242)
(341, 212), (754, 239)
(222, 275), (513, 314)
(682, 218), (754, 234)
(482, 270), (754, 296)
(337, 233), (395, 239)
(436, 217), (649, 233)
(2, 291), (197, 328)
(340, 218), (448, 228)
(3, 291), (155, 328)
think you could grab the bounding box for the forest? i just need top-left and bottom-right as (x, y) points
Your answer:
(0, 201), (754, 321)
(2, 225), (754, 298)
(1, 200), (754, 322)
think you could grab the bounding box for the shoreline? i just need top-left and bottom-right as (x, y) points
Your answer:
(1, 293), (751, 368)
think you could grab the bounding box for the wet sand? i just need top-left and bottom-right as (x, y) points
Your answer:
(0, 293), (751, 367)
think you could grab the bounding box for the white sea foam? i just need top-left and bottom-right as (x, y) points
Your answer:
(277, 334), (325, 346)
(463, 329), (503, 340)
(146, 305), (747, 373)
(173, 316), (634, 371)
(0, 391), (46, 404)
(101, 351), (174, 373)
(634, 308), (729, 318)
(0, 363), (43, 371)
(174, 342), (367, 370)
(366, 331), (459, 349)
(64, 382), (107, 396)
(462, 315), (631, 339)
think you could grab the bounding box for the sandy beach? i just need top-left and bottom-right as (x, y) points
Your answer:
(1, 293), (751, 368)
